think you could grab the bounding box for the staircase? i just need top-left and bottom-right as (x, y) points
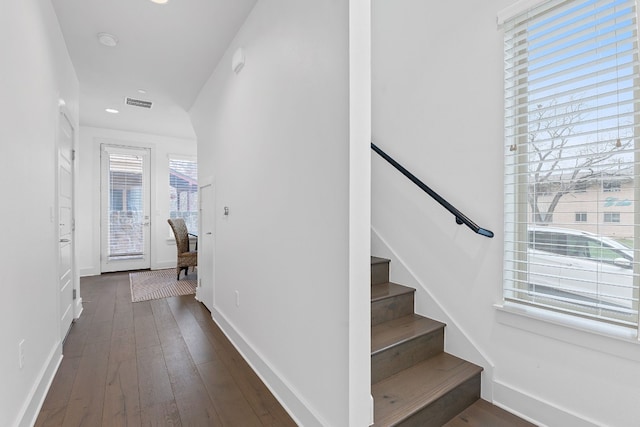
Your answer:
(370, 257), (533, 427)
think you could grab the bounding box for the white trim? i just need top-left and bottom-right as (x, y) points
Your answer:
(493, 380), (601, 427)
(74, 297), (83, 319)
(210, 307), (327, 427)
(15, 342), (62, 427)
(153, 261), (175, 270)
(497, 0), (549, 26)
(495, 302), (640, 362)
(80, 267), (101, 277)
(167, 153), (197, 162)
(349, 0), (372, 425)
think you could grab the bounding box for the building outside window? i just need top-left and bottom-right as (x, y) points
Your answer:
(503, 0), (639, 328)
(169, 157), (198, 234)
(603, 180), (622, 192)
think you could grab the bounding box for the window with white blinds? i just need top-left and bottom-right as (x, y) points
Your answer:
(503, 0), (640, 328)
(169, 157), (198, 234)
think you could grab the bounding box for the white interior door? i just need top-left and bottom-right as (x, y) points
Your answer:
(101, 145), (151, 272)
(198, 183), (215, 311)
(58, 112), (74, 340)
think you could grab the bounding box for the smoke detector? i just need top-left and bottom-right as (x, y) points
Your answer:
(97, 33), (118, 47)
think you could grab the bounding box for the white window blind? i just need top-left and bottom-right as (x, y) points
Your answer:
(106, 151), (145, 259)
(503, 0), (640, 327)
(169, 157), (198, 234)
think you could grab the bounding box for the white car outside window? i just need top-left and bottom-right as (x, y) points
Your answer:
(528, 227), (635, 310)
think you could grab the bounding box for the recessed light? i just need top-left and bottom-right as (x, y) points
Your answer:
(150, 0), (169, 4)
(97, 32), (118, 47)
(105, 108), (119, 114)
(137, 89), (147, 94)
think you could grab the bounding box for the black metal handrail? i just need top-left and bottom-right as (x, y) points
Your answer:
(371, 142), (494, 238)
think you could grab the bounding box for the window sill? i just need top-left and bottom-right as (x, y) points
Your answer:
(495, 302), (640, 362)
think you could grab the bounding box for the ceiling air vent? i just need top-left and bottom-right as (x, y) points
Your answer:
(125, 97), (153, 109)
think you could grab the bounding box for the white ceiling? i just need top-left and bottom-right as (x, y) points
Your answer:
(52, 0), (257, 139)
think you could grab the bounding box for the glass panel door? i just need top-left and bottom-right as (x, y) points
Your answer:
(101, 145), (151, 272)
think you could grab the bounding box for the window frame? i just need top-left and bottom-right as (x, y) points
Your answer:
(168, 155), (198, 236)
(502, 0), (640, 332)
(604, 212), (621, 223)
(575, 212), (588, 222)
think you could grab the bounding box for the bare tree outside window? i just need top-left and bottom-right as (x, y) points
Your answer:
(527, 99), (632, 224)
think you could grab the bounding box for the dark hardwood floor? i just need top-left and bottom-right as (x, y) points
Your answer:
(35, 272), (297, 427)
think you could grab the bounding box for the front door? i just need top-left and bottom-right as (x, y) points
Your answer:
(100, 145), (151, 272)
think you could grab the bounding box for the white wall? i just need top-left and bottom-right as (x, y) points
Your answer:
(372, 1), (640, 426)
(77, 126), (196, 276)
(190, 0), (370, 425)
(0, 0), (79, 426)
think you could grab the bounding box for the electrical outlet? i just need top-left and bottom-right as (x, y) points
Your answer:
(235, 290), (240, 307)
(18, 340), (25, 369)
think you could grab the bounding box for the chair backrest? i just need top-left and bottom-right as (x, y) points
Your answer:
(168, 218), (190, 253)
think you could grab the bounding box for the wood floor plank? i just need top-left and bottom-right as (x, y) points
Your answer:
(166, 296), (218, 365)
(152, 298), (223, 426)
(136, 344), (175, 404)
(197, 358), (263, 427)
(60, 340), (110, 427)
(83, 319), (113, 345)
(37, 271), (295, 427)
(62, 313), (92, 358)
(196, 313), (297, 426)
(133, 302), (161, 350)
(34, 356), (81, 427)
(102, 356), (140, 427)
(181, 296), (295, 426)
(34, 406), (67, 427)
(102, 327), (140, 426)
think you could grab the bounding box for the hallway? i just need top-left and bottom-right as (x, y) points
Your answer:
(35, 272), (295, 426)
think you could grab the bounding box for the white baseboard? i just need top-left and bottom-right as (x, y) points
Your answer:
(79, 267), (100, 277)
(74, 297), (83, 319)
(210, 307), (327, 427)
(16, 341), (63, 427)
(152, 261), (175, 270)
(493, 380), (600, 427)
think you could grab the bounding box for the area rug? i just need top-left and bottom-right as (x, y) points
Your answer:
(129, 269), (197, 303)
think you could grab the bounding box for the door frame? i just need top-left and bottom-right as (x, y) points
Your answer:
(100, 144), (152, 272)
(197, 179), (215, 310)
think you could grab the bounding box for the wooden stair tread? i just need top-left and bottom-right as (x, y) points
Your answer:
(371, 314), (445, 355)
(372, 353), (483, 426)
(371, 256), (390, 265)
(371, 282), (415, 302)
(443, 399), (536, 427)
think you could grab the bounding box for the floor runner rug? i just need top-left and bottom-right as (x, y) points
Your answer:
(130, 269), (197, 303)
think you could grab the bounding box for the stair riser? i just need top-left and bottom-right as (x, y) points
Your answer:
(371, 261), (390, 285)
(396, 375), (481, 427)
(371, 293), (414, 326)
(372, 329), (444, 384)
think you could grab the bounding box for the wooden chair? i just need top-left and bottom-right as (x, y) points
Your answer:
(167, 218), (198, 280)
